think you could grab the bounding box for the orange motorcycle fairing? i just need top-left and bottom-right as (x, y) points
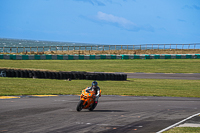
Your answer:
(76, 87), (101, 112)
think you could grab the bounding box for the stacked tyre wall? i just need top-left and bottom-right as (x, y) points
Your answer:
(0, 54), (200, 60)
(0, 69), (127, 81)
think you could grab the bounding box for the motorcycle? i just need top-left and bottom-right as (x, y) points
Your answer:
(76, 87), (101, 112)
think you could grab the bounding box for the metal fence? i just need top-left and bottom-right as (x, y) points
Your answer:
(0, 44), (199, 53)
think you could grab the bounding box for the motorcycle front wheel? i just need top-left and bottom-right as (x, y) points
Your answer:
(76, 100), (84, 111)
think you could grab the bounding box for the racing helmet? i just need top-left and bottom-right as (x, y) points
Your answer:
(92, 81), (98, 89)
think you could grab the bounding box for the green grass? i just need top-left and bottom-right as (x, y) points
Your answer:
(1, 59), (199, 132)
(0, 77), (200, 97)
(164, 127), (200, 133)
(0, 59), (200, 97)
(0, 59), (200, 73)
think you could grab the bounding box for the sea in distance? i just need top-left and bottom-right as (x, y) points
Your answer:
(0, 38), (199, 53)
(0, 38), (107, 53)
(0, 38), (98, 47)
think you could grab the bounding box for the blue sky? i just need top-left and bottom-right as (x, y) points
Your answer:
(0, 0), (200, 45)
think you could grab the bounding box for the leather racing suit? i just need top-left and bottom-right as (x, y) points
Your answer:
(85, 86), (100, 102)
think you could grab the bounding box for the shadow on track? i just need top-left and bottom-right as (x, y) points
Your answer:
(92, 110), (125, 112)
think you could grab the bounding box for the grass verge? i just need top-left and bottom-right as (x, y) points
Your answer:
(164, 127), (200, 133)
(0, 77), (200, 97)
(0, 59), (200, 73)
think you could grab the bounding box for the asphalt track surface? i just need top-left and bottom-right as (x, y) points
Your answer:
(0, 95), (200, 133)
(126, 73), (200, 80)
(0, 73), (199, 133)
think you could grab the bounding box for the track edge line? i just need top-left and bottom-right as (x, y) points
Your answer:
(156, 113), (200, 133)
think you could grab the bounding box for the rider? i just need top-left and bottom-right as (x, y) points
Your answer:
(86, 81), (100, 107)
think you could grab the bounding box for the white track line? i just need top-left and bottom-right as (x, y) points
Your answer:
(156, 113), (200, 133)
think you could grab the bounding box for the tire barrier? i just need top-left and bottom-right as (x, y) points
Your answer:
(0, 69), (6, 77)
(0, 69), (127, 81)
(0, 54), (200, 60)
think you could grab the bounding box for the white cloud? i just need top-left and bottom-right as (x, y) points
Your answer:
(80, 11), (154, 32)
(72, 0), (106, 6)
(96, 11), (138, 30)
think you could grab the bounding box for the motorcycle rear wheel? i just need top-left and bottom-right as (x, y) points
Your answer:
(89, 106), (94, 111)
(89, 103), (97, 111)
(76, 100), (84, 111)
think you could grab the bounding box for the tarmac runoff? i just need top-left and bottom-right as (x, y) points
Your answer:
(178, 123), (200, 127)
(126, 73), (200, 80)
(157, 113), (200, 133)
(177, 114), (200, 127)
